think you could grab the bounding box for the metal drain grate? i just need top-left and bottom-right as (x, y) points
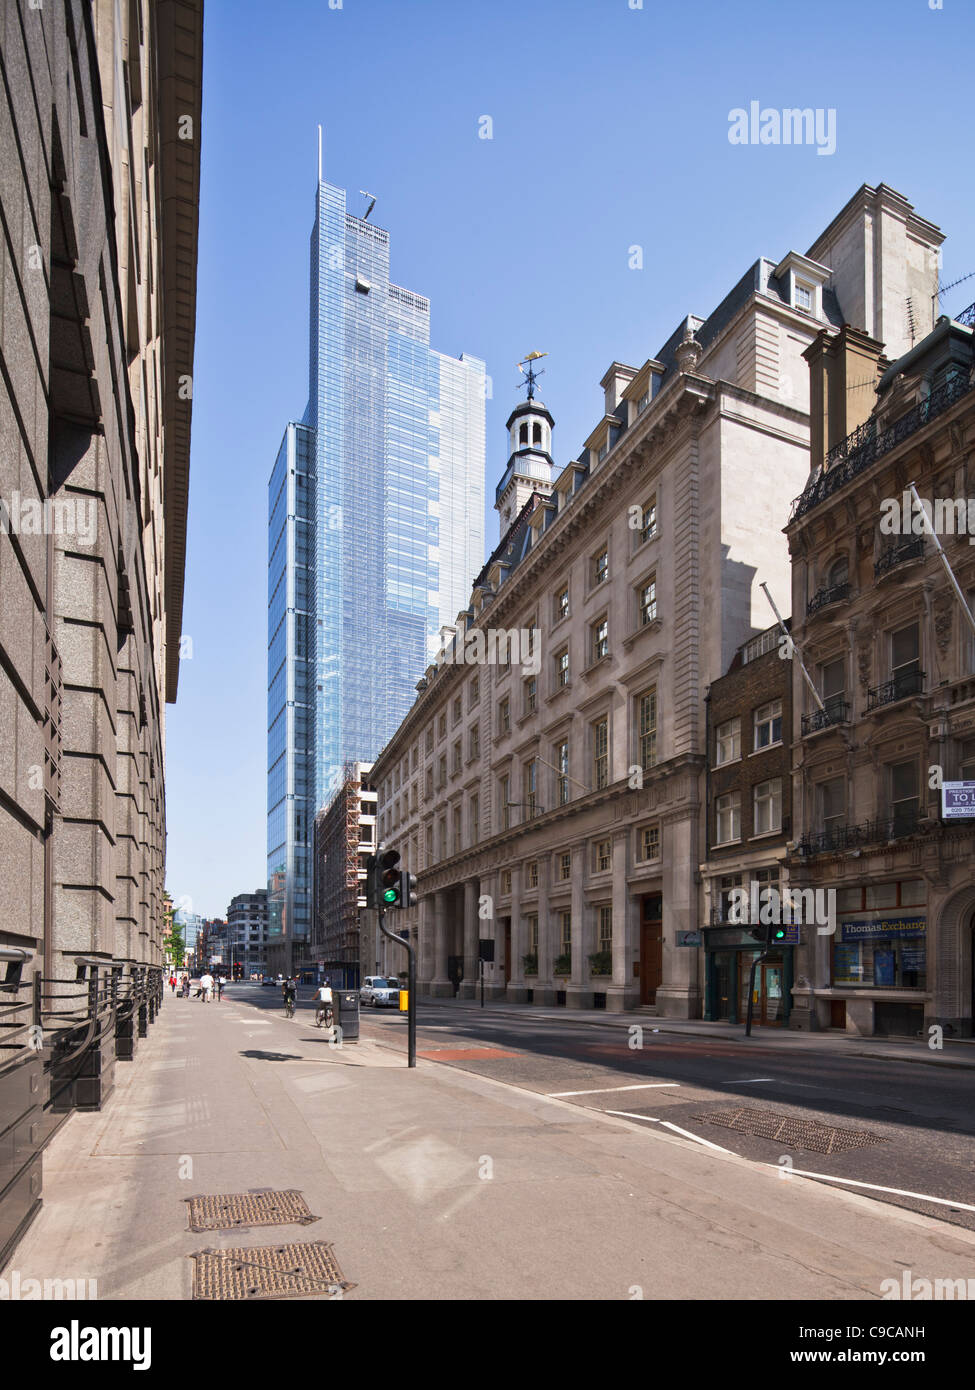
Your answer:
(186, 1190), (320, 1232)
(190, 1242), (354, 1300)
(696, 1107), (886, 1154)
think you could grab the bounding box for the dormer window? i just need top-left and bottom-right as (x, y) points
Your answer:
(795, 282), (812, 313)
(597, 441), (609, 463)
(637, 391), (650, 415)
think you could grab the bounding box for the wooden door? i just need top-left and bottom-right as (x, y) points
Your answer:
(640, 895), (663, 1004)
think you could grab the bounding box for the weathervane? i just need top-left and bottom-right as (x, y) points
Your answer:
(516, 351), (548, 401)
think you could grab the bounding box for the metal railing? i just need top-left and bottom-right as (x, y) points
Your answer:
(807, 581), (851, 615)
(875, 536), (924, 577)
(0, 948), (35, 1061)
(801, 699), (850, 735)
(790, 372), (975, 522)
(866, 669), (925, 710)
(796, 809), (922, 856)
(35, 958), (118, 1067)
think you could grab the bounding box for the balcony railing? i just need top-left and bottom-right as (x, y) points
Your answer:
(796, 808), (922, 856)
(801, 699), (849, 735)
(790, 372), (975, 522)
(807, 581), (851, 615)
(866, 669), (925, 710)
(874, 536), (924, 577)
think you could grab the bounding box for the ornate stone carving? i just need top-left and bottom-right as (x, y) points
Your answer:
(934, 593), (953, 656)
(675, 319), (703, 375)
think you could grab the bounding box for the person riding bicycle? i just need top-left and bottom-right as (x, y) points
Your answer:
(282, 977), (297, 1015)
(315, 980), (333, 1027)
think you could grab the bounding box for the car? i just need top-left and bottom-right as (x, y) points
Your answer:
(261, 977), (278, 988)
(360, 976), (400, 1008)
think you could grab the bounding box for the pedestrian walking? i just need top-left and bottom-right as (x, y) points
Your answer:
(200, 971), (214, 1002)
(169, 974), (177, 993)
(181, 973), (190, 997)
(217, 975), (225, 1001)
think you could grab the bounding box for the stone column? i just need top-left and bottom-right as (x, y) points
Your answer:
(654, 812), (702, 1018)
(458, 879), (479, 999)
(535, 855), (556, 1006)
(418, 895), (434, 987)
(566, 857), (590, 1009)
(429, 890), (452, 997)
(607, 831), (639, 1011)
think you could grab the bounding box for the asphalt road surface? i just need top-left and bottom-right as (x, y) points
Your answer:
(347, 995), (975, 1232)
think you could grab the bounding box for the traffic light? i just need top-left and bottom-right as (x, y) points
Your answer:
(769, 924), (788, 944)
(364, 853), (378, 908)
(401, 872), (418, 909)
(378, 849), (402, 908)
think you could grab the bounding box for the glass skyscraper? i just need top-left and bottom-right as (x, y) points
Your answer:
(267, 177), (486, 962)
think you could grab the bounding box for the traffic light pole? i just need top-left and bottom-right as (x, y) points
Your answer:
(744, 923), (772, 1038)
(377, 907), (416, 1068)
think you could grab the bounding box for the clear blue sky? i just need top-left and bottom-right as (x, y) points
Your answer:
(166, 0), (975, 918)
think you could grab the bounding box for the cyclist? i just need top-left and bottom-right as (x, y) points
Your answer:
(315, 979), (334, 1029)
(282, 976), (297, 1018)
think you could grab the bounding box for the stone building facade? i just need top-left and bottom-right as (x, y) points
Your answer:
(0, 0), (202, 1262)
(785, 307), (975, 1037)
(371, 186), (941, 1018)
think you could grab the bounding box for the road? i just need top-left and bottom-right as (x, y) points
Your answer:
(342, 994), (975, 1231)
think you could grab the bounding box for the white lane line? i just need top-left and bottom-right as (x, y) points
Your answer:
(603, 1112), (975, 1212)
(769, 1167), (975, 1213)
(725, 1078), (775, 1084)
(547, 1083), (680, 1097)
(603, 1111), (734, 1154)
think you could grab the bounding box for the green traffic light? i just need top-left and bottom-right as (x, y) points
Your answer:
(383, 888), (399, 904)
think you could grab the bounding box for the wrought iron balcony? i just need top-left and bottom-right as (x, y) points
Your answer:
(801, 699), (849, 735)
(789, 372), (975, 522)
(796, 808), (921, 856)
(874, 536), (924, 577)
(807, 581), (851, 615)
(866, 669), (925, 710)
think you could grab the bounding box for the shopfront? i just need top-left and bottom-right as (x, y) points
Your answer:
(825, 878), (927, 1036)
(704, 926), (794, 1026)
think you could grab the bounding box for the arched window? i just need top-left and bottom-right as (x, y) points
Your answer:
(519, 423), (528, 446)
(533, 422), (542, 446)
(827, 556), (848, 588)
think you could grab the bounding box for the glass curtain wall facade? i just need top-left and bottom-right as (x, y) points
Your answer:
(268, 178), (485, 964)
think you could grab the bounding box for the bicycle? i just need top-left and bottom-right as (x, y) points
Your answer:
(283, 994), (295, 1019)
(315, 1003), (334, 1029)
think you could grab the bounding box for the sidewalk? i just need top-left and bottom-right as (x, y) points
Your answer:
(5, 986), (975, 1301)
(419, 994), (975, 1069)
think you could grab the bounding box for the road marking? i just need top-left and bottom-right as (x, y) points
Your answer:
(726, 1078), (775, 1084)
(547, 1083), (680, 1097)
(603, 1111), (735, 1153)
(769, 1167), (975, 1213)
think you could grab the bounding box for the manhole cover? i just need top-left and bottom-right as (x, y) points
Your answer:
(696, 1107), (886, 1154)
(186, 1190), (319, 1232)
(190, 1242), (354, 1300)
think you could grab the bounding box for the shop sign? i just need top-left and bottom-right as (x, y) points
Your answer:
(942, 781), (975, 819)
(839, 916), (925, 941)
(677, 931), (702, 947)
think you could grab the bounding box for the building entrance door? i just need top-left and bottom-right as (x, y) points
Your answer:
(504, 921), (511, 985)
(640, 894), (663, 1005)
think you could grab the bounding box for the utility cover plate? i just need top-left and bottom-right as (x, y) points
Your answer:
(190, 1242), (354, 1300)
(696, 1107), (886, 1154)
(186, 1189), (319, 1233)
